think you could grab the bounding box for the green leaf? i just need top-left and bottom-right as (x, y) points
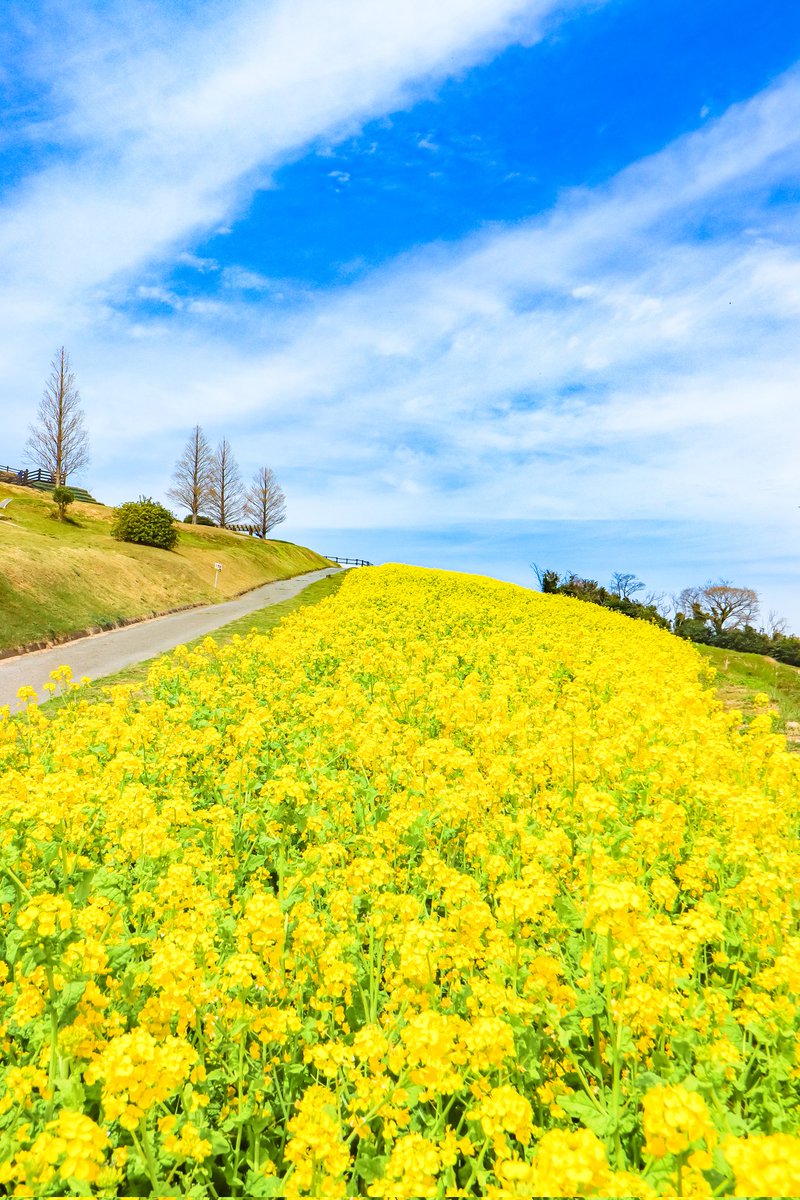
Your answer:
(208, 1130), (231, 1156)
(553, 895), (582, 928)
(106, 942), (134, 969)
(57, 1074), (86, 1109)
(576, 991), (605, 1018)
(559, 1092), (616, 1138)
(59, 979), (86, 1009)
(636, 1071), (664, 1092)
(670, 1036), (697, 1063)
(242, 1171), (286, 1197)
(2, 928), (23, 965)
(353, 1143), (384, 1184)
(72, 871), (97, 905)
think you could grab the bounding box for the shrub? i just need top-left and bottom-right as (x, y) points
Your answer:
(182, 514), (216, 526)
(534, 568), (669, 628)
(771, 635), (800, 668)
(51, 486), (74, 521)
(111, 496), (178, 550)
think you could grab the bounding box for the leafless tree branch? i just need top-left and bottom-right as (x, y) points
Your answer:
(26, 347), (90, 485)
(245, 466), (287, 537)
(168, 425), (213, 522)
(610, 572), (645, 600)
(210, 438), (244, 528)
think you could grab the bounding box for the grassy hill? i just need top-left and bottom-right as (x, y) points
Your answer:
(695, 641), (800, 746)
(0, 483), (332, 652)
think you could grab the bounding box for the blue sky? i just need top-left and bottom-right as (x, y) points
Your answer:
(2, 0), (800, 624)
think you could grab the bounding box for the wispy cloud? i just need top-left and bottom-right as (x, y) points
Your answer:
(0, 0), (563, 301)
(0, 0), (582, 442)
(64, 66), (800, 534)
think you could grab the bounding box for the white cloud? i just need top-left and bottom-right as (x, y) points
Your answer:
(136, 285), (183, 308)
(176, 253), (220, 273)
(0, 0), (583, 453)
(220, 267), (275, 294)
(0, 0), (566, 307)
(40, 65), (798, 539)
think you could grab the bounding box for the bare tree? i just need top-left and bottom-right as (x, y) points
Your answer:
(26, 347), (90, 485)
(210, 439), (245, 528)
(702, 582), (759, 635)
(245, 466), (287, 538)
(677, 580), (759, 635)
(766, 610), (789, 638)
(675, 586), (707, 619)
(168, 425), (213, 523)
(643, 590), (671, 619)
(610, 572), (645, 600)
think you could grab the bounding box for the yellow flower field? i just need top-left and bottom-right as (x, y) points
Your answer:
(1, 564), (799, 1197)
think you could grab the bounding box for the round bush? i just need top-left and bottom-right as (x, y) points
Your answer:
(111, 497), (179, 550)
(51, 486), (75, 520)
(182, 514), (216, 525)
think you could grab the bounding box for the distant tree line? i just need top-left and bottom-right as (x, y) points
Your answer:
(168, 425), (286, 536)
(532, 567), (800, 667)
(672, 584), (800, 667)
(532, 567), (670, 628)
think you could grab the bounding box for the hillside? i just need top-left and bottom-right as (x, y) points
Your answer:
(0, 482), (332, 652)
(1, 565), (797, 1196)
(695, 640), (800, 745)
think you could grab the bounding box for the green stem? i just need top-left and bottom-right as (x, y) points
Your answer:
(611, 1014), (624, 1168)
(1, 863), (31, 899)
(561, 1045), (606, 1114)
(459, 1136), (491, 1195)
(591, 1014), (603, 1079)
(132, 1122), (162, 1193)
(43, 962), (60, 1112)
(231, 1006), (247, 1195)
(603, 933), (627, 1170)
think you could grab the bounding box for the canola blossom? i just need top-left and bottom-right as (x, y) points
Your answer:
(0, 563), (799, 1197)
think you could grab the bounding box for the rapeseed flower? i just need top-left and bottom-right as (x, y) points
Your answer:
(1, 564), (798, 1194)
(642, 1083), (716, 1158)
(722, 1131), (800, 1196)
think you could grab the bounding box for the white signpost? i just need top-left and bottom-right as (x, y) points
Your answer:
(214, 562), (223, 589)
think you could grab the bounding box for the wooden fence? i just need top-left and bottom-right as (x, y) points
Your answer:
(226, 531), (372, 567)
(325, 556), (373, 567)
(0, 465), (54, 484)
(226, 523), (261, 537)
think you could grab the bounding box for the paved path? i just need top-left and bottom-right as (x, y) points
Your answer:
(0, 567), (340, 713)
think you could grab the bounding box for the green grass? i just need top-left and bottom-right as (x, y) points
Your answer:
(0, 483), (332, 651)
(45, 571), (347, 711)
(696, 643), (800, 743)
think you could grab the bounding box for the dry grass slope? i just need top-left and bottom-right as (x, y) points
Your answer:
(0, 483), (331, 651)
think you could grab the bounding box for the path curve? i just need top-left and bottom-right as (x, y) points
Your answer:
(0, 567), (340, 713)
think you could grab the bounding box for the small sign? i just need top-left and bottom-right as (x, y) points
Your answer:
(214, 561), (223, 588)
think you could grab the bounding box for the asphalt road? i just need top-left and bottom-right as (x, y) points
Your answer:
(0, 567), (340, 713)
